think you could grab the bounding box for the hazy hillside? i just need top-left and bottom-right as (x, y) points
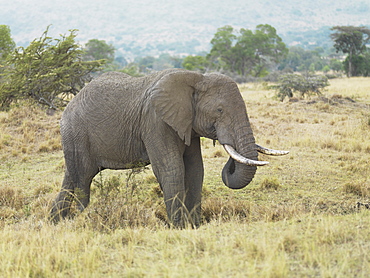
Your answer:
(2, 0), (370, 60)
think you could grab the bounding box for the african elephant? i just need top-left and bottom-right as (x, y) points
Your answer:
(50, 69), (288, 227)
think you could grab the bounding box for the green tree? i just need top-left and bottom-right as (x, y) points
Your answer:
(251, 24), (288, 76)
(361, 50), (370, 77)
(83, 39), (115, 63)
(280, 46), (327, 72)
(0, 27), (105, 109)
(233, 28), (257, 76)
(136, 56), (156, 72)
(152, 53), (182, 71)
(330, 26), (370, 77)
(209, 24), (287, 77)
(208, 25), (237, 72)
(322, 65), (330, 73)
(120, 63), (143, 77)
(343, 50), (370, 77)
(182, 55), (208, 72)
(329, 59), (343, 72)
(0, 25), (15, 61)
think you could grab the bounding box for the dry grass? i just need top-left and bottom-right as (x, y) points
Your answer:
(1, 77), (370, 277)
(0, 102), (61, 160)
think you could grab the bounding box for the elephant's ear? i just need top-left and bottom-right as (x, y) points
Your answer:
(151, 71), (203, 146)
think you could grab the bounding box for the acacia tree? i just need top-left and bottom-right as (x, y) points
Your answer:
(0, 27), (105, 109)
(330, 26), (370, 77)
(209, 24), (288, 77)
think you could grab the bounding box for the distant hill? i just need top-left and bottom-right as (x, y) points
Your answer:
(2, 0), (370, 60)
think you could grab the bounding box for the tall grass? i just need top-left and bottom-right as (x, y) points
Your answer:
(1, 212), (369, 277)
(1, 78), (370, 276)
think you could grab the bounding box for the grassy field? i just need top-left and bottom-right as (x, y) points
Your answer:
(0, 77), (369, 277)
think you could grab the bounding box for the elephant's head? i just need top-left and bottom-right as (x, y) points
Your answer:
(152, 70), (288, 189)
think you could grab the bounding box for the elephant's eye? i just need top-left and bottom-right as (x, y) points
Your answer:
(217, 108), (223, 113)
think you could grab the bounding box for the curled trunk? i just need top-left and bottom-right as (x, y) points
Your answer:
(221, 130), (259, 189)
(221, 144), (289, 189)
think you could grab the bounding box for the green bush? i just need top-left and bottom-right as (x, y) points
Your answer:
(271, 73), (329, 101)
(0, 27), (106, 109)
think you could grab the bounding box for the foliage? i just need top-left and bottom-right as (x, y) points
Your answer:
(182, 55), (209, 72)
(208, 25), (236, 72)
(83, 39), (115, 64)
(125, 54), (184, 75)
(279, 46), (332, 72)
(271, 73), (329, 101)
(330, 26), (370, 77)
(329, 58), (343, 72)
(343, 49), (370, 77)
(151, 53), (182, 70)
(0, 27), (105, 109)
(208, 24), (288, 77)
(119, 63), (143, 77)
(135, 56), (156, 72)
(0, 25), (15, 62)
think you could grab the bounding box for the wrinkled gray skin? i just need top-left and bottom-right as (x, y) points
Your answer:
(50, 69), (262, 227)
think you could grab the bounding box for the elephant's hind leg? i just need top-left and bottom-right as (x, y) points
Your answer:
(50, 149), (99, 223)
(74, 169), (99, 213)
(50, 170), (75, 223)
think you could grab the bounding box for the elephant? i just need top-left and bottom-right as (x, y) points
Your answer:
(50, 69), (288, 227)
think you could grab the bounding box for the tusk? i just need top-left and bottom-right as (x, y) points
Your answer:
(256, 144), (289, 156)
(223, 144), (269, 166)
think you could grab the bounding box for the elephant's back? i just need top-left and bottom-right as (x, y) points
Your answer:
(63, 72), (139, 116)
(80, 71), (136, 101)
(61, 72), (142, 137)
(62, 68), (188, 122)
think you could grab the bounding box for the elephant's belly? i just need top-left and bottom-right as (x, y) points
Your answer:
(96, 149), (150, 170)
(99, 158), (150, 170)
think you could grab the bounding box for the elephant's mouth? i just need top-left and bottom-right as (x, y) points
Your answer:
(223, 144), (289, 166)
(209, 125), (218, 140)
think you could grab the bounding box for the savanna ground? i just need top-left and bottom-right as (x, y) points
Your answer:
(0, 77), (370, 277)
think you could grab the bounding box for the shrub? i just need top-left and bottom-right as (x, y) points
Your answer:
(0, 27), (105, 109)
(271, 73), (329, 101)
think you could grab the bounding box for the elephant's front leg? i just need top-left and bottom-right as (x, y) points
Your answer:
(161, 169), (186, 227)
(183, 137), (204, 227)
(151, 162), (187, 227)
(145, 138), (188, 227)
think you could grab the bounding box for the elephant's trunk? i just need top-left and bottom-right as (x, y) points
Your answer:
(221, 152), (258, 190)
(220, 125), (259, 189)
(221, 143), (289, 189)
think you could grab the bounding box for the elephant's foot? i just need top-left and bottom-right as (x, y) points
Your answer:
(49, 191), (74, 223)
(168, 207), (202, 229)
(49, 205), (70, 223)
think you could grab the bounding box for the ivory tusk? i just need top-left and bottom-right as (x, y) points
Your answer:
(256, 144), (289, 156)
(223, 144), (269, 166)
